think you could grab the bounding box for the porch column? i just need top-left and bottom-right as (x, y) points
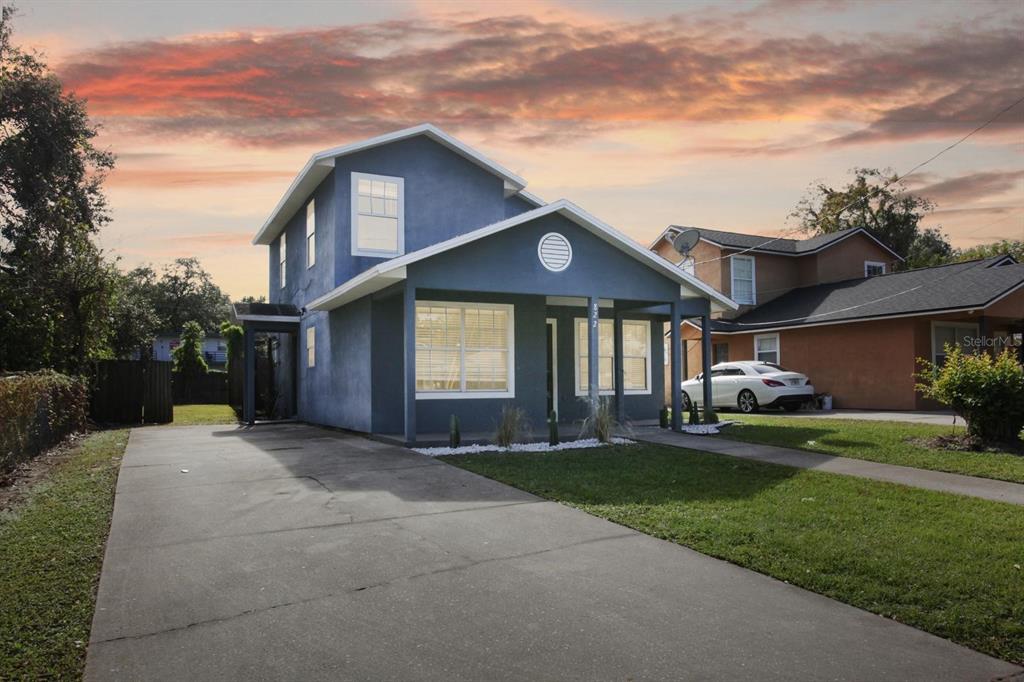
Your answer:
(670, 300), (682, 432)
(613, 311), (624, 422)
(403, 285), (417, 445)
(587, 295), (600, 412)
(243, 326), (256, 425)
(700, 305), (713, 422)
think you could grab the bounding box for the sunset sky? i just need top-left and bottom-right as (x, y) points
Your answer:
(14, 0), (1024, 299)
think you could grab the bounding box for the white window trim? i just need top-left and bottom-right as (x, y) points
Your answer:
(930, 321), (978, 365)
(279, 232), (286, 288)
(306, 199), (316, 269)
(415, 301), (515, 400)
(306, 326), (315, 368)
(731, 254), (756, 305)
(351, 171), (405, 258)
(753, 332), (779, 364)
(864, 260), (886, 276)
(573, 318), (652, 397)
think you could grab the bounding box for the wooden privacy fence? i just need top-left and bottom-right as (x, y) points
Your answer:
(172, 371), (228, 405)
(91, 360), (173, 424)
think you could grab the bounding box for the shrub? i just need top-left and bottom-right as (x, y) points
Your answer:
(659, 406), (669, 429)
(449, 414), (461, 449)
(581, 397), (619, 443)
(688, 400), (700, 425)
(494, 405), (528, 447)
(548, 410), (559, 446)
(0, 371), (88, 475)
(916, 347), (1024, 444)
(172, 321), (208, 404)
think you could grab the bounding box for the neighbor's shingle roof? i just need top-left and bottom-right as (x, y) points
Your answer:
(660, 225), (900, 258)
(704, 256), (1024, 333)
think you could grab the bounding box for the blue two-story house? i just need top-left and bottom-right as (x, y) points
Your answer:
(237, 124), (736, 443)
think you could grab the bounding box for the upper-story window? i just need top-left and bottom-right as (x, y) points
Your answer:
(731, 255), (755, 305)
(351, 172), (404, 257)
(279, 232), (286, 288)
(306, 200), (316, 268)
(864, 261), (885, 277)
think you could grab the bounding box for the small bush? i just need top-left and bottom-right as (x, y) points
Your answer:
(916, 347), (1024, 444)
(0, 371), (89, 475)
(548, 410), (559, 446)
(449, 414), (461, 449)
(659, 406), (669, 429)
(688, 400), (700, 425)
(494, 405), (528, 447)
(581, 397), (619, 443)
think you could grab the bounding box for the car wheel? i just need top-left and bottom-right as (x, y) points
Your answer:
(681, 392), (692, 411)
(737, 389), (759, 414)
(782, 403), (800, 412)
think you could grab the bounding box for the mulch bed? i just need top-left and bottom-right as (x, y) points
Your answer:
(909, 434), (1024, 456)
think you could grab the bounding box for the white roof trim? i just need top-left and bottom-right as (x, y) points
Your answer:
(307, 200), (739, 313)
(253, 124), (533, 245)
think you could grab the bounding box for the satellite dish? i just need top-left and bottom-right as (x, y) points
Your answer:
(672, 228), (700, 255)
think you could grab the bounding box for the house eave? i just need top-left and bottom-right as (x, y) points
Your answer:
(252, 124), (533, 246)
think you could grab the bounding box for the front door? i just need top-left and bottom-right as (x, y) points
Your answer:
(546, 319), (558, 418)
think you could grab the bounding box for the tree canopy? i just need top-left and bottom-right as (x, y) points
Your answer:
(790, 167), (955, 270)
(0, 6), (118, 371)
(0, 12), (235, 371)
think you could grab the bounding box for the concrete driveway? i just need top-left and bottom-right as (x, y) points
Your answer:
(85, 424), (1019, 681)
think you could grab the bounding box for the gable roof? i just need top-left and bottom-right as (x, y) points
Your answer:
(693, 256), (1024, 334)
(307, 199), (739, 313)
(652, 225), (902, 260)
(252, 124), (542, 246)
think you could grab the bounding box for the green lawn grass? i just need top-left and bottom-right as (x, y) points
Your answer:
(445, 444), (1024, 663)
(718, 414), (1024, 483)
(172, 403), (237, 425)
(0, 429), (129, 679)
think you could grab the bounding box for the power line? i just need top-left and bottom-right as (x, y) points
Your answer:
(690, 92), (1024, 266)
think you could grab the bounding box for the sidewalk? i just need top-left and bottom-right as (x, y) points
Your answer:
(769, 409), (958, 426)
(633, 428), (1024, 506)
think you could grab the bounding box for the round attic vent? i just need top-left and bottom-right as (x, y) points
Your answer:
(537, 232), (572, 272)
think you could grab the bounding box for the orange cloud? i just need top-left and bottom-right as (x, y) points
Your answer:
(56, 14), (1024, 150)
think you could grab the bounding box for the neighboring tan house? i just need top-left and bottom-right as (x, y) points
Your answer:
(651, 226), (1024, 410)
(235, 125), (735, 440)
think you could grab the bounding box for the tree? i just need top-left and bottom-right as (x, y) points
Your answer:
(906, 227), (955, 269)
(106, 266), (160, 359)
(955, 239), (1024, 263)
(148, 257), (231, 336)
(791, 167), (952, 270)
(172, 321), (209, 402)
(0, 7), (117, 372)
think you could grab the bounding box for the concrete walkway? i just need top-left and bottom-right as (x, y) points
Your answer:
(85, 424), (1020, 681)
(634, 428), (1024, 505)
(770, 409), (958, 426)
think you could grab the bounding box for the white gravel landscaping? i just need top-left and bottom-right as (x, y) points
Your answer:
(413, 437), (636, 457)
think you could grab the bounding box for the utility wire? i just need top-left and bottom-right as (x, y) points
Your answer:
(690, 93), (1024, 266)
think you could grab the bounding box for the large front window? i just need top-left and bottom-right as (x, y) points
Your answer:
(416, 302), (514, 398)
(574, 319), (651, 395)
(352, 172), (404, 257)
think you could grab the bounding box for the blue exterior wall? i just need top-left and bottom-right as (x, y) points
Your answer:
(545, 307), (664, 424)
(408, 213), (680, 303)
(331, 136), (534, 287)
(269, 172), (336, 304)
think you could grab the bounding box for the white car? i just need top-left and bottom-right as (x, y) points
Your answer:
(682, 361), (814, 413)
